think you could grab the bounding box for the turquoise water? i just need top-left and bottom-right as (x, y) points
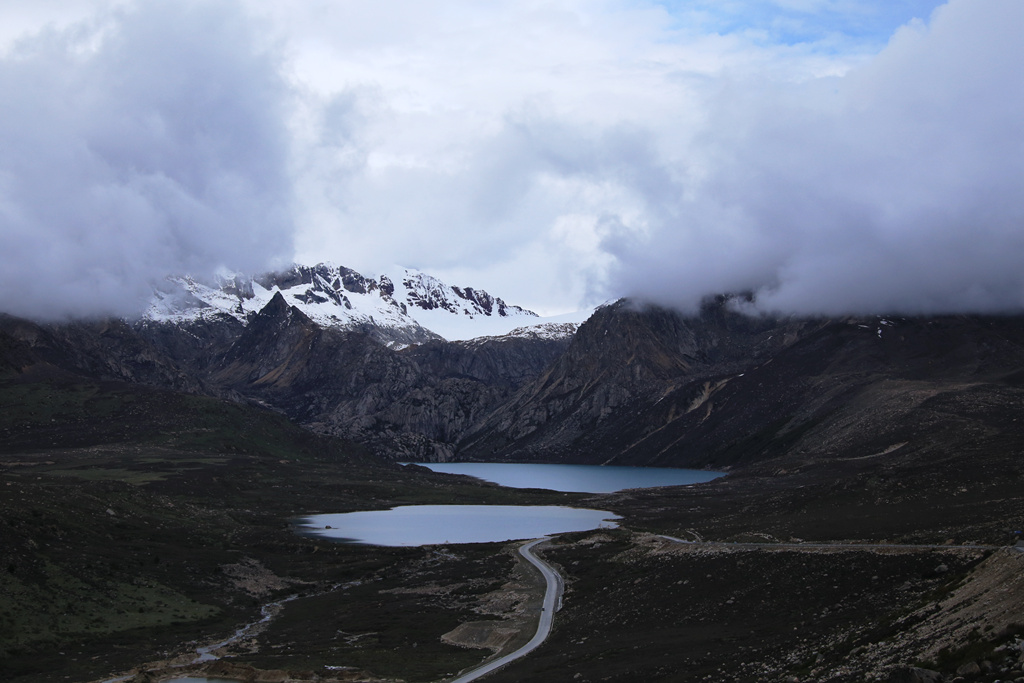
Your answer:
(409, 462), (724, 493)
(301, 505), (619, 546)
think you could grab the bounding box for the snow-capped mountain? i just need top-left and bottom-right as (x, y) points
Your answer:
(145, 263), (580, 344)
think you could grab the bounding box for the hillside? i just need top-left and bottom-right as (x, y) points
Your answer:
(458, 299), (1024, 476)
(4, 287), (1024, 682)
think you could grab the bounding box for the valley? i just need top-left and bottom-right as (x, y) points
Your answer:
(4, 435), (1022, 683)
(2, 266), (1024, 682)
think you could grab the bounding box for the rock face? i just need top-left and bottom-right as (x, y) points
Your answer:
(457, 299), (1024, 471)
(0, 314), (202, 393)
(199, 293), (571, 460)
(457, 298), (811, 464)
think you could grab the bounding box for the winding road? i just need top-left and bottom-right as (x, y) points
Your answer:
(447, 534), (1004, 682)
(450, 537), (562, 683)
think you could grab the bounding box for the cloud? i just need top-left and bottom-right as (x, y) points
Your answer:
(282, 0), (973, 316)
(605, 0), (1024, 315)
(1, 0), (1015, 321)
(653, 0), (948, 49)
(282, 0), (833, 314)
(0, 1), (294, 320)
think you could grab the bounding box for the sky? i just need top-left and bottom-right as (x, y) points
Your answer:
(0, 0), (1020, 320)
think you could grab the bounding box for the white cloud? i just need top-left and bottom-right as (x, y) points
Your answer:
(0, 1), (294, 320)
(279, 0), (866, 313)
(607, 0), (1024, 314)
(2, 0), (1015, 320)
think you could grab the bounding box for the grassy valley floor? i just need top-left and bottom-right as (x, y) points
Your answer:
(3, 376), (1024, 682)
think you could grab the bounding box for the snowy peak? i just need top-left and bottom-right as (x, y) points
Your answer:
(146, 263), (430, 346)
(144, 263), (570, 344)
(253, 264), (390, 310)
(397, 270), (535, 319)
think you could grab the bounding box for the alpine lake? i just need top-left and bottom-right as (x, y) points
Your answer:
(168, 464), (723, 683)
(300, 463), (723, 546)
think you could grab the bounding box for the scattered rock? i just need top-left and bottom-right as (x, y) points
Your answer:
(441, 620), (518, 652)
(219, 556), (297, 597)
(956, 661), (981, 676)
(887, 666), (944, 683)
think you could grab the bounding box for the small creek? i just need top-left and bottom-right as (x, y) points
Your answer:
(192, 594), (298, 663)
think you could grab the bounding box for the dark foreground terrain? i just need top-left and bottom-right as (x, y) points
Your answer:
(3, 301), (1024, 682)
(0, 371), (580, 682)
(2, 375), (1023, 683)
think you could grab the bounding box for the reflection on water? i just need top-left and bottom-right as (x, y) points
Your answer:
(410, 462), (724, 493)
(301, 505), (620, 546)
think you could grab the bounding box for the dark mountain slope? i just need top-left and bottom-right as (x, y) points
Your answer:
(0, 296), (571, 461)
(406, 334), (571, 388)
(206, 293), (570, 459)
(456, 299), (814, 462)
(457, 301), (1024, 472)
(134, 312), (245, 375)
(0, 314), (200, 392)
(8, 293), (1024, 473)
(615, 314), (1024, 470)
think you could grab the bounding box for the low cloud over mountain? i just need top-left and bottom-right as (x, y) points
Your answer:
(0, 0), (1020, 320)
(605, 0), (1024, 315)
(0, 2), (293, 320)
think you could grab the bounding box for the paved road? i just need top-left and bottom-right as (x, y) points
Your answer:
(447, 535), (1006, 682)
(450, 538), (561, 683)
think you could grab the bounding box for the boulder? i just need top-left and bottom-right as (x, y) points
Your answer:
(956, 661), (981, 676)
(888, 667), (944, 683)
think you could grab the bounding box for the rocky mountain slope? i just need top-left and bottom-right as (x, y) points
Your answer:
(458, 299), (1024, 475)
(198, 292), (571, 459)
(5, 270), (1024, 472)
(5, 283), (1024, 683)
(2, 263), (581, 460)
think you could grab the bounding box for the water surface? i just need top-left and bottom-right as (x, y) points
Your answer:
(301, 505), (619, 546)
(409, 462), (723, 493)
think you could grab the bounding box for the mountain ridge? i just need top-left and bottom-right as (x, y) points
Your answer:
(4, 284), (1024, 683)
(457, 300), (1024, 474)
(8, 288), (1024, 474)
(145, 262), (569, 346)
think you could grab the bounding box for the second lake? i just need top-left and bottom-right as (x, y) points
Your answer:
(407, 462), (724, 493)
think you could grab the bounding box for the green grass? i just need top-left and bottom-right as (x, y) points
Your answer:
(43, 467), (171, 484)
(0, 560), (218, 645)
(0, 372), (577, 682)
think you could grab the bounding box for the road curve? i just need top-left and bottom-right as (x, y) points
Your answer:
(450, 538), (561, 683)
